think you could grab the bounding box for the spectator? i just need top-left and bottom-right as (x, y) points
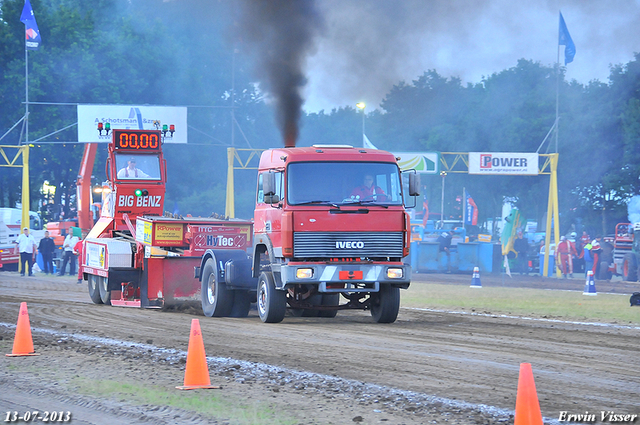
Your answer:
(582, 242), (593, 278)
(513, 231), (529, 275)
(73, 235), (84, 284)
(15, 227), (37, 277)
(58, 228), (80, 277)
(590, 236), (603, 278)
(38, 230), (55, 274)
(579, 230), (590, 250)
(437, 230), (455, 273)
(556, 236), (578, 278)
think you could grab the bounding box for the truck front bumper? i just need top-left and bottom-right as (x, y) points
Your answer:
(279, 263), (411, 292)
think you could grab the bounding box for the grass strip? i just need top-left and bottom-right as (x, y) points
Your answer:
(403, 283), (640, 325)
(72, 377), (297, 425)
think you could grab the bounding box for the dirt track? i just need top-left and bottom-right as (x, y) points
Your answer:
(0, 271), (639, 424)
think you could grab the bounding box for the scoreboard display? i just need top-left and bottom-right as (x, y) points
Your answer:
(113, 129), (161, 151)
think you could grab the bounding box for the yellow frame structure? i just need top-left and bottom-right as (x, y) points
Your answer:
(0, 145), (30, 229)
(0, 145), (30, 273)
(225, 147), (264, 218)
(438, 152), (560, 277)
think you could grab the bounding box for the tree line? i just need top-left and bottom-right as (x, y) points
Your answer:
(1, 0), (639, 236)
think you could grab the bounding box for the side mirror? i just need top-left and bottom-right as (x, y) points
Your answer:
(408, 172), (420, 197)
(264, 194), (280, 205)
(263, 171), (276, 197)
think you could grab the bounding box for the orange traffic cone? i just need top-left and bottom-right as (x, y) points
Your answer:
(514, 363), (543, 425)
(176, 319), (220, 390)
(6, 302), (39, 357)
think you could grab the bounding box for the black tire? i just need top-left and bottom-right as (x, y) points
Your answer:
(598, 261), (612, 281)
(98, 276), (111, 305)
(623, 253), (638, 282)
(257, 271), (286, 323)
(230, 290), (251, 318)
(318, 293), (339, 318)
(201, 258), (234, 317)
(370, 285), (400, 323)
(88, 275), (103, 304)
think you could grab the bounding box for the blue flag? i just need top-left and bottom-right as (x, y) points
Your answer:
(558, 12), (575, 65)
(20, 0), (41, 50)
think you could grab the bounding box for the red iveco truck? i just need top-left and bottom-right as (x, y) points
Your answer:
(196, 145), (419, 323)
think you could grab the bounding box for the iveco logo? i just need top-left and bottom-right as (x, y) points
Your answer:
(336, 241), (364, 249)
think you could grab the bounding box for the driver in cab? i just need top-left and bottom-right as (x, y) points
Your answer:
(350, 174), (386, 201)
(117, 157), (150, 179)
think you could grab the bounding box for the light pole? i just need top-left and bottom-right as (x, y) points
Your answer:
(440, 170), (447, 229)
(356, 102), (365, 147)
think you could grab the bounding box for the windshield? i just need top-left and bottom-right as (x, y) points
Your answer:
(115, 153), (161, 180)
(287, 161), (403, 206)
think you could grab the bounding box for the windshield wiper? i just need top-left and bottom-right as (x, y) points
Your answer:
(295, 200), (340, 209)
(343, 199), (389, 208)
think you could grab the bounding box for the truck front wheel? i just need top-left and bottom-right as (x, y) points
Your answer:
(201, 258), (233, 317)
(257, 272), (286, 323)
(370, 285), (400, 323)
(88, 275), (103, 304)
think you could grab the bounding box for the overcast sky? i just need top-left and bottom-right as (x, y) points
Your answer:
(301, 0), (640, 113)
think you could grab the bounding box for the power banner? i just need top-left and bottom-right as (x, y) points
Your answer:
(77, 104), (188, 143)
(468, 152), (538, 175)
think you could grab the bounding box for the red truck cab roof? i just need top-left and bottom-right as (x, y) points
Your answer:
(259, 145), (398, 169)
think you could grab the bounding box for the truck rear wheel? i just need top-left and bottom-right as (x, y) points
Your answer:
(370, 285), (400, 323)
(201, 258), (233, 317)
(88, 275), (103, 304)
(257, 271), (286, 323)
(98, 276), (111, 305)
(623, 253), (638, 281)
(318, 293), (339, 318)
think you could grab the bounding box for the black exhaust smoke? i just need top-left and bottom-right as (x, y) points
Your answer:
(237, 0), (322, 147)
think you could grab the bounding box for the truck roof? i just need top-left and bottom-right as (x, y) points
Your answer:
(259, 145), (398, 169)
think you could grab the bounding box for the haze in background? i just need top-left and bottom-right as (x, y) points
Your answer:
(304, 0), (640, 112)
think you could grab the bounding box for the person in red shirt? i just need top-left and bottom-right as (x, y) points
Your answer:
(556, 236), (578, 278)
(579, 231), (590, 248)
(590, 236), (603, 277)
(73, 237), (84, 284)
(350, 174), (386, 201)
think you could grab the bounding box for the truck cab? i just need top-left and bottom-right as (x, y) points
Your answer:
(252, 145), (419, 323)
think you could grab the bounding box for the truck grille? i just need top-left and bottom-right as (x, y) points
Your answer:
(293, 232), (404, 258)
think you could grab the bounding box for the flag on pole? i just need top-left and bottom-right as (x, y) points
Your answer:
(558, 12), (575, 65)
(20, 0), (41, 50)
(363, 134), (378, 150)
(464, 189), (478, 226)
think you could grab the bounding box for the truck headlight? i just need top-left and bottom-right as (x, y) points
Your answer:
(296, 268), (313, 279)
(387, 268), (403, 279)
